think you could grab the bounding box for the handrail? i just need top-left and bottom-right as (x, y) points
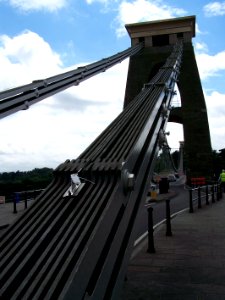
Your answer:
(188, 183), (222, 213)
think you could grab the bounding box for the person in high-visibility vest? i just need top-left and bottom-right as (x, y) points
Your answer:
(219, 170), (225, 192)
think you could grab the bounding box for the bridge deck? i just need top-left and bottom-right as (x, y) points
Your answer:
(2, 191), (225, 299)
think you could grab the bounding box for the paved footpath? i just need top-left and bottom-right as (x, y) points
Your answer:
(0, 200), (34, 237)
(122, 196), (225, 300)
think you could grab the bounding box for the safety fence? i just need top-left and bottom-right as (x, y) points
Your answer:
(188, 183), (222, 213)
(146, 183), (223, 254)
(13, 189), (44, 214)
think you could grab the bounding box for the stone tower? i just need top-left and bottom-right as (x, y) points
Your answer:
(124, 16), (213, 181)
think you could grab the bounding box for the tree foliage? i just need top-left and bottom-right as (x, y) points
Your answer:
(0, 168), (54, 200)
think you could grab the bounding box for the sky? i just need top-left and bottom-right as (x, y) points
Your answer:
(0, 0), (225, 172)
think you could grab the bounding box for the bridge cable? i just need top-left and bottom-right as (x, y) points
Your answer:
(0, 43), (143, 119)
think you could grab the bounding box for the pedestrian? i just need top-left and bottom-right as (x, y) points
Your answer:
(219, 169), (225, 193)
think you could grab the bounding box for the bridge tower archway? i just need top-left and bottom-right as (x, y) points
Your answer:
(124, 16), (213, 181)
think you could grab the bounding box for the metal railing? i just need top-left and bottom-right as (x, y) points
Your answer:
(188, 183), (222, 213)
(13, 189), (44, 214)
(146, 183), (223, 255)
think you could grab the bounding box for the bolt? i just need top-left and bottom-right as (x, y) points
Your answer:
(122, 169), (135, 195)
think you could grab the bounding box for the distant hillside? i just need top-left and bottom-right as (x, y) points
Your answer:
(0, 168), (54, 200)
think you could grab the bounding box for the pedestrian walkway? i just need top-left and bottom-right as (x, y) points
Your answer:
(122, 196), (225, 299)
(0, 200), (34, 237)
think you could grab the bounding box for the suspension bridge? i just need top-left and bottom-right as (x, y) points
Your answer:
(0, 16), (215, 299)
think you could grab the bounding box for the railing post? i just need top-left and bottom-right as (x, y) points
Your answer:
(147, 207), (155, 253)
(198, 187), (202, 208)
(219, 183), (223, 199)
(24, 191), (28, 209)
(13, 194), (17, 214)
(216, 184), (220, 201)
(206, 185), (209, 205)
(189, 189), (193, 213)
(212, 185), (215, 203)
(166, 199), (172, 236)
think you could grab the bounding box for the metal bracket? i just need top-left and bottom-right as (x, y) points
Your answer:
(161, 103), (169, 118)
(121, 169), (135, 195)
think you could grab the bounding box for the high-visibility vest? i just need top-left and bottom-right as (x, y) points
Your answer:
(220, 172), (225, 182)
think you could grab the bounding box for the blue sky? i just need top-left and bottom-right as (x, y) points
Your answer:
(0, 0), (225, 171)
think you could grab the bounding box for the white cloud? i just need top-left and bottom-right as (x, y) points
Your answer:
(195, 42), (208, 53)
(85, 0), (116, 13)
(166, 86), (225, 152)
(205, 91), (225, 149)
(206, 91), (225, 117)
(195, 23), (209, 36)
(1, 21), (225, 171)
(196, 50), (225, 80)
(86, 0), (109, 4)
(114, 0), (186, 37)
(204, 1), (225, 17)
(0, 31), (128, 171)
(5, 0), (68, 12)
(167, 123), (184, 150)
(0, 31), (62, 90)
(0, 97), (122, 171)
(190, 48), (225, 149)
